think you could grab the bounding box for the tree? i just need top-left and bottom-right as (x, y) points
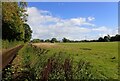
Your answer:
(62, 38), (70, 43)
(104, 35), (110, 42)
(40, 39), (44, 42)
(115, 34), (120, 41)
(19, 2), (28, 22)
(51, 38), (57, 43)
(110, 34), (120, 41)
(98, 37), (104, 42)
(110, 36), (115, 41)
(2, 2), (28, 41)
(45, 39), (50, 42)
(31, 39), (41, 43)
(23, 23), (32, 42)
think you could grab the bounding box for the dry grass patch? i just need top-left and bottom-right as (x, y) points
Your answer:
(32, 43), (58, 48)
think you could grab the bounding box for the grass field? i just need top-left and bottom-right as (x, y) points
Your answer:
(3, 42), (118, 80)
(32, 42), (118, 79)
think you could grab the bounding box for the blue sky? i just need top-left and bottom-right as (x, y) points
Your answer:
(25, 0), (119, 2)
(28, 2), (117, 27)
(27, 2), (118, 40)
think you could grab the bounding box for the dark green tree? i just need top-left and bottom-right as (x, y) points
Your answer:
(110, 36), (115, 41)
(51, 38), (57, 43)
(23, 23), (32, 42)
(62, 37), (70, 43)
(98, 37), (104, 42)
(2, 2), (28, 41)
(104, 35), (110, 42)
(45, 39), (50, 42)
(31, 39), (41, 43)
(115, 34), (120, 41)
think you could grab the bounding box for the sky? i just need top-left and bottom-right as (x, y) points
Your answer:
(25, 0), (119, 2)
(2, 0), (120, 2)
(27, 2), (118, 40)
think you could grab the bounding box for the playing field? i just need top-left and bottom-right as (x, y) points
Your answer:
(32, 42), (118, 79)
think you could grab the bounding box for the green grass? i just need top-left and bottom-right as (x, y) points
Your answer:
(18, 44), (97, 80)
(6, 42), (118, 80)
(34, 42), (118, 79)
(2, 40), (24, 50)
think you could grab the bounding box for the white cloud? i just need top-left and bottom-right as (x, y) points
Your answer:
(88, 17), (95, 21)
(27, 7), (117, 40)
(92, 26), (108, 32)
(70, 17), (95, 26)
(92, 26), (118, 37)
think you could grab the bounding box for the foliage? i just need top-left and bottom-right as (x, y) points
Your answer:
(31, 34), (120, 43)
(2, 2), (23, 41)
(62, 37), (70, 43)
(2, 65), (13, 81)
(31, 39), (44, 43)
(45, 39), (50, 42)
(23, 23), (32, 42)
(31, 38), (60, 43)
(104, 36), (110, 42)
(98, 34), (120, 42)
(50, 38), (57, 43)
(2, 2), (32, 42)
(2, 40), (24, 49)
(18, 2), (28, 22)
(110, 34), (120, 41)
(98, 37), (105, 42)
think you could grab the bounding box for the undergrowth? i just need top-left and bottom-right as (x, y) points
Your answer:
(2, 40), (24, 49)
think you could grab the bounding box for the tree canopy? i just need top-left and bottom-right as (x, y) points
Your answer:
(98, 34), (120, 42)
(23, 23), (32, 42)
(62, 38), (70, 43)
(2, 2), (32, 42)
(51, 38), (57, 43)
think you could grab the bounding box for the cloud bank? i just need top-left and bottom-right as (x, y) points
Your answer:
(27, 7), (118, 40)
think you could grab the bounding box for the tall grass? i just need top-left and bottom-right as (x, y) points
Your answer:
(2, 43), (118, 80)
(12, 44), (108, 80)
(2, 40), (24, 50)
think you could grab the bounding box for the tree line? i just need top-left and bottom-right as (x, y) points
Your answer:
(2, 2), (32, 42)
(31, 34), (120, 43)
(97, 34), (120, 42)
